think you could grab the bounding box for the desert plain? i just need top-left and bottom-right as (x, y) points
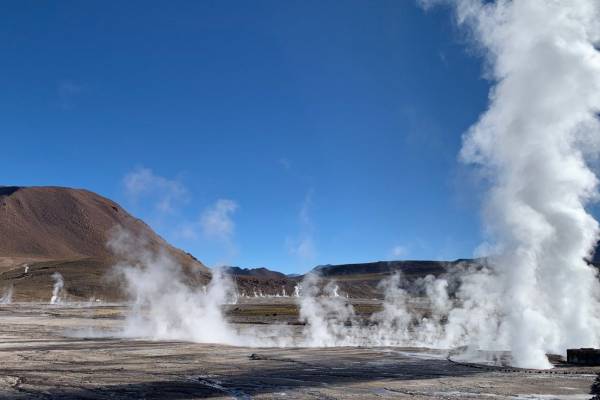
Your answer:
(0, 299), (597, 400)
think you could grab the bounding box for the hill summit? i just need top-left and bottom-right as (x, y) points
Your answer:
(0, 186), (208, 301)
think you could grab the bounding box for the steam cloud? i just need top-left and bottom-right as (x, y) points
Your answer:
(99, 1), (600, 370)
(50, 272), (64, 304)
(104, 227), (595, 368)
(105, 229), (464, 350)
(107, 230), (421, 348)
(444, 0), (600, 368)
(108, 228), (294, 347)
(0, 285), (13, 304)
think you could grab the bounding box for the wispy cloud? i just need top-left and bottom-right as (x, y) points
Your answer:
(390, 245), (408, 259)
(123, 166), (188, 213)
(416, 0), (440, 11)
(200, 199), (238, 242)
(194, 198), (240, 266)
(438, 51), (448, 66)
(298, 190), (313, 227)
(287, 236), (316, 260)
(286, 189), (317, 262)
(278, 157), (292, 171)
(121, 166), (240, 267)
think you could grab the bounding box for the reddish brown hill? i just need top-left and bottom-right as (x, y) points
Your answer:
(0, 186), (209, 301)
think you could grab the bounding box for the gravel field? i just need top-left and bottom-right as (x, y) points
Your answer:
(0, 303), (597, 400)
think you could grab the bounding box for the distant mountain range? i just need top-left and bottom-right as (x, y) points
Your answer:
(222, 266), (287, 280)
(0, 186), (597, 301)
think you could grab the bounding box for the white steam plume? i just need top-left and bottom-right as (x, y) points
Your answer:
(105, 230), (426, 348)
(0, 285), (13, 304)
(109, 228), (234, 343)
(107, 228), (293, 347)
(119, 262), (240, 343)
(295, 272), (459, 349)
(435, 0), (600, 368)
(297, 274), (357, 346)
(50, 272), (64, 304)
(101, 230), (522, 359)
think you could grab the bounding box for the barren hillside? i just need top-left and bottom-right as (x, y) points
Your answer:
(0, 186), (209, 301)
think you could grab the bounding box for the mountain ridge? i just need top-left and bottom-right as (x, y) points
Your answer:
(1, 185), (598, 301)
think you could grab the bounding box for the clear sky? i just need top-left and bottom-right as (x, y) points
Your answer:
(2, 1), (494, 272)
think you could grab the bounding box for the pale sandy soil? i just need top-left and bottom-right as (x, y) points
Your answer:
(0, 303), (597, 400)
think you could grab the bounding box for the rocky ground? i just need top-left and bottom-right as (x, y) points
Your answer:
(0, 302), (597, 400)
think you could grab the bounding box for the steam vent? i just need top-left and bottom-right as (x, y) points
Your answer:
(567, 348), (600, 365)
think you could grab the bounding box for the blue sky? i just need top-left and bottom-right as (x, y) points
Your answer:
(2, 1), (493, 272)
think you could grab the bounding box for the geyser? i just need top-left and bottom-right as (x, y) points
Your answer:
(0, 285), (13, 304)
(446, 0), (600, 368)
(108, 228), (296, 347)
(50, 272), (64, 304)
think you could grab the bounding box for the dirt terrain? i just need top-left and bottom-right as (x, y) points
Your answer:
(0, 302), (597, 400)
(0, 186), (207, 272)
(0, 186), (211, 302)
